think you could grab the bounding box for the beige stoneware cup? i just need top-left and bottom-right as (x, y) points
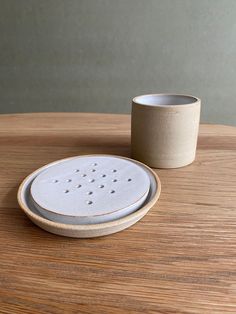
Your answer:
(131, 94), (201, 168)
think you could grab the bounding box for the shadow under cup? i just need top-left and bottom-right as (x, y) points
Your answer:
(131, 94), (201, 169)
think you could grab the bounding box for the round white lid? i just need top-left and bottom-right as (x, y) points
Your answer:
(30, 156), (150, 218)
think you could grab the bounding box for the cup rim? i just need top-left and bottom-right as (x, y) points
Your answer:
(132, 93), (200, 108)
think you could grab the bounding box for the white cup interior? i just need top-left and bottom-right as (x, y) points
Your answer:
(133, 94), (198, 106)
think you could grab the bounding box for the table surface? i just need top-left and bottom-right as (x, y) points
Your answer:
(0, 112), (236, 314)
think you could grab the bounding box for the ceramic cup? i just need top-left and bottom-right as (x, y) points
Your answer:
(131, 94), (201, 168)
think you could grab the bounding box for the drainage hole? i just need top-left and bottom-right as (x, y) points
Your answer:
(91, 169), (96, 172)
(112, 179), (117, 182)
(66, 179), (72, 182)
(82, 174), (87, 177)
(52, 179), (59, 183)
(92, 163), (97, 166)
(101, 174), (106, 178)
(87, 191), (93, 195)
(99, 184), (104, 188)
(110, 190), (115, 194)
(76, 184), (82, 188)
(89, 179), (95, 183)
(86, 200), (93, 205)
(64, 189), (70, 193)
(128, 178), (132, 182)
(75, 169), (80, 173)
(112, 169), (117, 173)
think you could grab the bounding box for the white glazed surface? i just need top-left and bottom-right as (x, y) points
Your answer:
(133, 94), (199, 107)
(30, 156), (150, 224)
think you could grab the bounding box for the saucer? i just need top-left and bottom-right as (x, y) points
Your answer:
(17, 155), (161, 238)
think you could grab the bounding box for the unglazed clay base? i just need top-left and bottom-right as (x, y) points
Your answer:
(30, 156), (150, 224)
(17, 155), (161, 238)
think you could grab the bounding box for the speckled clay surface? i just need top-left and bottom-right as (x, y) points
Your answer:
(131, 94), (201, 168)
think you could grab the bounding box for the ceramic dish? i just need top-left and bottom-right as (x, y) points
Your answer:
(30, 155), (151, 224)
(17, 155), (161, 238)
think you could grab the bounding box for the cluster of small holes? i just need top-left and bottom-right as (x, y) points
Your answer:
(50, 163), (133, 203)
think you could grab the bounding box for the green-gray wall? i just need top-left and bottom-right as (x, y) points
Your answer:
(0, 0), (236, 125)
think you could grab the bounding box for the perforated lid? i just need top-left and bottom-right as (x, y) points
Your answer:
(30, 156), (150, 220)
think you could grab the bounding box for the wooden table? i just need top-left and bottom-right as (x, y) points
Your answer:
(0, 113), (236, 313)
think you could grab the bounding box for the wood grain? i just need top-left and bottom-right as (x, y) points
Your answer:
(0, 112), (236, 313)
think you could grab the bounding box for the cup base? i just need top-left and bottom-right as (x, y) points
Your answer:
(131, 153), (196, 169)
